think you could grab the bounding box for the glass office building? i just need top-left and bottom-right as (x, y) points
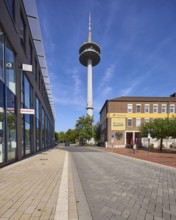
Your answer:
(0, 0), (55, 167)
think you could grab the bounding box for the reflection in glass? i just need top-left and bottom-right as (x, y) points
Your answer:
(42, 108), (45, 149)
(0, 27), (4, 81)
(5, 41), (15, 94)
(5, 0), (15, 19)
(35, 97), (40, 151)
(25, 122), (31, 155)
(22, 74), (32, 155)
(24, 75), (30, 108)
(0, 81), (5, 163)
(7, 112), (16, 160)
(19, 14), (25, 48)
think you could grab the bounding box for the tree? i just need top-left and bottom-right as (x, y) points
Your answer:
(93, 121), (101, 142)
(55, 132), (60, 142)
(139, 118), (175, 151)
(75, 115), (94, 142)
(65, 129), (78, 143)
(55, 131), (65, 143)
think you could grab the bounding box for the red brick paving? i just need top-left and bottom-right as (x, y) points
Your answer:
(106, 148), (176, 168)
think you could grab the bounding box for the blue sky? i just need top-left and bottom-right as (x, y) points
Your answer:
(36, 0), (176, 132)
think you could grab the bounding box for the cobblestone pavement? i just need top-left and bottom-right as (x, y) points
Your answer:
(69, 146), (176, 220)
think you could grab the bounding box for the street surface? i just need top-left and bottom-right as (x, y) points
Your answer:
(0, 145), (176, 220)
(67, 146), (176, 220)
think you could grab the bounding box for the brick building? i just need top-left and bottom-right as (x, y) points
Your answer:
(100, 95), (176, 148)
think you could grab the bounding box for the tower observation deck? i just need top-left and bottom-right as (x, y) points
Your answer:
(79, 14), (101, 117)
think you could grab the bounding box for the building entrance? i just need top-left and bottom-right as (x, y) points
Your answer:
(126, 132), (133, 146)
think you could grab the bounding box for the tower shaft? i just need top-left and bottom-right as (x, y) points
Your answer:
(79, 14), (100, 118)
(87, 59), (93, 116)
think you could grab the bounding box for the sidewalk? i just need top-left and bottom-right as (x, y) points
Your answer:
(106, 147), (176, 168)
(0, 147), (78, 220)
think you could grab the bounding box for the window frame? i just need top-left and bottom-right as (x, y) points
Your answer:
(170, 104), (175, 113)
(161, 104), (167, 113)
(144, 104), (150, 113)
(127, 104), (133, 113)
(136, 118), (141, 127)
(127, 118), (132, 127)
(136, 104), (141, 113)
(153, 104), (158, 113)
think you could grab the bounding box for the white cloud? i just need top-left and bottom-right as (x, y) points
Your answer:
(118, 74), (149, 96)
(53, 67), (86, 109)
(97, 64), (115, 92)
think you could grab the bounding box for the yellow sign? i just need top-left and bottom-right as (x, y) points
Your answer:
(108, 113), (176, 119)
(111, 118), (125, 130)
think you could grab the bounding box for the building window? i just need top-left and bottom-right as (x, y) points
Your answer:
(29, 41), (32, 65)
(161, 105), (167, 113)
(144, 104), (149, 113)
(170, 105), (175, 113)
(128, 104), (132, 113)
(0, 27), (17, 163)
(35, 96), (40, 151)
(5, 0), (15, 20)
(0, 81), (5, 163)
(127, 118), (132, 127)
(0, 27), (4, 81)
(153, 104), (158, 113)
(136, 118), (141, 127)
(38, 71), (41, 89)
(144, 118), (149, 123)
(21, 73), (32, 156)
(136, 104), (141, 113)
(19, 13), (25, 49)
(5, 40), (16, 94)
(7, 87), (16, 160)
(42, 108), (45, 149)
(35, 60), (37, 82)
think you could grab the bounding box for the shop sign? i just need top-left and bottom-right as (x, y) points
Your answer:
(111, 118), (125, 130)
(20, 108), (35, 115)
(22, 64), (33, 72)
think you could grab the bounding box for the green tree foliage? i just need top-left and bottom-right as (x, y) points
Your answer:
(55, 132), (60, 142)
(55, 131), (65, 143)
(139, 118), (176, 151)
(75, 115), (94, 141)
(65, 129), (78, 143)
(93, 121), (101, 142)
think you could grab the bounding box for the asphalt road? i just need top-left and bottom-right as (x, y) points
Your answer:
(66, 146), (176, 220)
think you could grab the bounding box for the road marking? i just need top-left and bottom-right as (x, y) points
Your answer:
(54, 152), (68, 220)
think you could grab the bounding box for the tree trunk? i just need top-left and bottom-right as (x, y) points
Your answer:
(160, 138), (163, 151)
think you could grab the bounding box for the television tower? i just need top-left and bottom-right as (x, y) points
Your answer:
(79, 14), (101, 117)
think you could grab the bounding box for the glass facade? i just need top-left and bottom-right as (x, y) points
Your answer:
(0, 26), (17, 164)
(19, 13), (25, 48)
(42, 108), (45, 149)
(0, 27), (4, 81)
(5, 0), (15, 19)
(35, 96), (40, 151)
(0, 3), (55, 166)
(0, 81), (5, 163)
(7, 87), (16, 160)
(21, 74), (32, 155)
(5, 41), (16, 94)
